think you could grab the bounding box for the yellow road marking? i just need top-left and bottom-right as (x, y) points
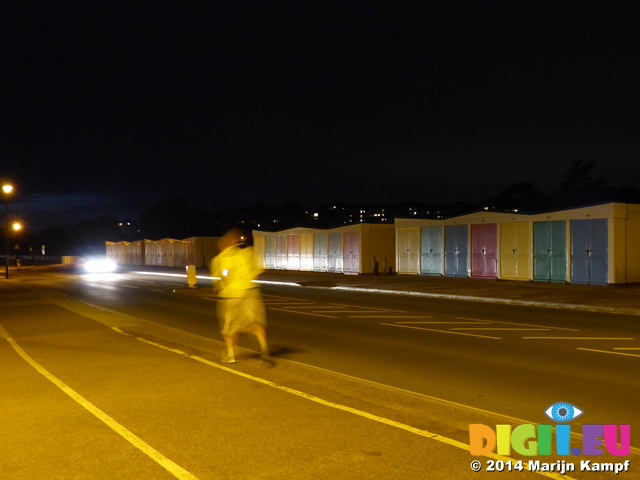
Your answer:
(262, 294), (303, 301)
(396, 321), (490, 324)
(262, 302), (315, 306)
(451, 328), (550, 331)
(523, 337), (634, 340)
(614, 347), (640, 350)
(314, 310), (384, 313)
(349, 315), (433, 318)
(455, 317), (580, 331)
(114, 330), (573, 479)
(269, 308), (338, 319)
(285, 305), (357, 309)
(330, 303), (407, 313)
(6, 337), (199, 480)
(577, 348), (640, 358)
(381, 323), (501, 339)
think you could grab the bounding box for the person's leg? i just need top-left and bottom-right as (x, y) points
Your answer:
(222, 332), (238, 363)
(244, 289), (269, 360)
(219, 298), (239, 363)
(246, 323), (269, 359)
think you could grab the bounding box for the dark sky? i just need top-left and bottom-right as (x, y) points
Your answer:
(2, 2), (640, 231)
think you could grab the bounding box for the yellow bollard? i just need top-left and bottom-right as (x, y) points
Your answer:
(186, 265), (197, 288)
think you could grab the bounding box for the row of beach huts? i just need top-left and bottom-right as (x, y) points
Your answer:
(106, 203), (640, 285)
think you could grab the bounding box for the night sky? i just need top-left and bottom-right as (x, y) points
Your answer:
(2, 2), (640, 232)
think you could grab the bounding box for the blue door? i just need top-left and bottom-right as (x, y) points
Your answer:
(533, 221), (566, 282)
(571, 219), (608, 285)
(420, 226), (443, 275)
(313, 233), (328, 272)
(444, 225), (469, 277)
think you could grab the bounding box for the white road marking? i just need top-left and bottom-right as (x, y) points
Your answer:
(121, 285), (139, 289)
(150, 289), (164, 293)
(112, 328), (575, 479)
(6, 337), (199, 480)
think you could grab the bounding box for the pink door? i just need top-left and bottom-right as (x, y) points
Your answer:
(287, 235), (300, 270)
(471, 224), (498, 278)
(343, 233), (360, 274)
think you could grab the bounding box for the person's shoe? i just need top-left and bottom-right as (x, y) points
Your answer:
(260, 354), (274, 367)
(221, 351), (236, 364)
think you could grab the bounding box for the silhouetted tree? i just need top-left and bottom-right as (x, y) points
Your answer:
(139, 197), (217, 239)
(482, 182), (554, 212)
(555, 160), (609, 207)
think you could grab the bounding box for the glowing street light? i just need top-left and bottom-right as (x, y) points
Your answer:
(3, 184), (14, 278)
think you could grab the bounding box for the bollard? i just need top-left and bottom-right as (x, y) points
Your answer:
(186, 265), (197, 288)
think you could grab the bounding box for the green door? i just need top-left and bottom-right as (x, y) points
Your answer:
(420, 226), (443, 275)
(533, 221), (566, 282)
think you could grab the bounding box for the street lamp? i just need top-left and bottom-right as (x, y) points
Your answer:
(3, 184), (13, 279)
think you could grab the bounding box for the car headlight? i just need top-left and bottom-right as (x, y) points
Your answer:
(84, 259), (117, 273)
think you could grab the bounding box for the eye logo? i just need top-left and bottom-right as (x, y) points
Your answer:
(544, 402), (584, 423)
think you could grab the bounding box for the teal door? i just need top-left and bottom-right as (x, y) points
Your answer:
(420, 226), (442, 275)
(533, 221), (566, 282)
(265, 236), (276, 269)
(328, 233), (343, 273)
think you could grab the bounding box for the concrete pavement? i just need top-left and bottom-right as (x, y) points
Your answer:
(249, 269), (640, 316)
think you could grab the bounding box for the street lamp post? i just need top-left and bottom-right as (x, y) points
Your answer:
(3, 184), (13, 279)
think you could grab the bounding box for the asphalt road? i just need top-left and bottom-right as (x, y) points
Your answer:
(1, 266), (638, 479)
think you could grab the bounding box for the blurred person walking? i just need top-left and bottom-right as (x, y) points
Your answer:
(211, 228), (269, 364)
